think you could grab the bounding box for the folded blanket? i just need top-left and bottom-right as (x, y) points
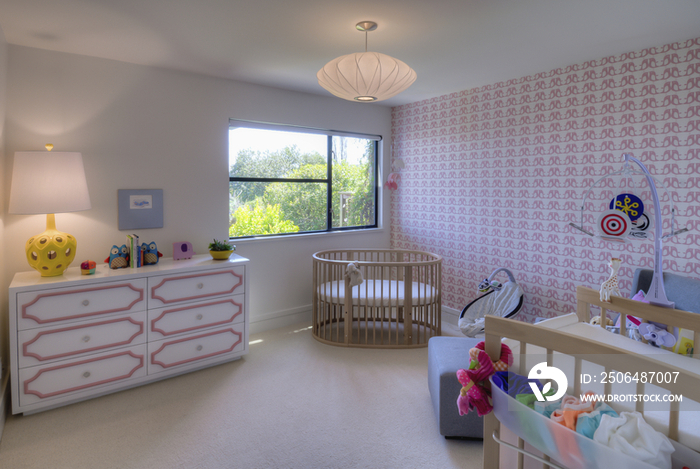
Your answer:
(593, 411), (675, 469)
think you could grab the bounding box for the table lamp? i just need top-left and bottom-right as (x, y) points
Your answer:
(8, 144), (91, 276)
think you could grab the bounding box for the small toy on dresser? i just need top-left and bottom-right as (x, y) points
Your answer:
(173, 241), (195, 260)
(105, 244), (129, 269)
(80, 260), (96, 275)
(141, 241), (163, 265)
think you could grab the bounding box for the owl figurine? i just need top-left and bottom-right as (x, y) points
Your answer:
(105, 244), (129, 269)
(141, 242), (163, 265)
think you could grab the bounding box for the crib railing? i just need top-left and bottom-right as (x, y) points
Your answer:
(312, 249), (442, 348)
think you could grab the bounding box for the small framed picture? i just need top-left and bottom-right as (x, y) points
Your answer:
(118, 189), (163, 230)
(129, 194), (153, 209)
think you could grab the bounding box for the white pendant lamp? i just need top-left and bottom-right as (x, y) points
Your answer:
(317, 21), (417, 102)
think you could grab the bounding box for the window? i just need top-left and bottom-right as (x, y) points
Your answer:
(228, 120), (379, 239)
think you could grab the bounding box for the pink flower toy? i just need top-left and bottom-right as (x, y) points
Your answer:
(456, 341), (513, 417)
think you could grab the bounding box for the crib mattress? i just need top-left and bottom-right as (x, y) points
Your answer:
(317, 280), (437, 306)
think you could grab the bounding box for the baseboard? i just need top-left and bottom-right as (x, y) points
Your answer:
(0, 368), (9, 444)
(249, 304), (311, 335)
(248, 304), (463, 337)
(441, 306), (463, 336)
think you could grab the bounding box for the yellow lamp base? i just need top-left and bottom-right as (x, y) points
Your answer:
(25, 214), (78, 277)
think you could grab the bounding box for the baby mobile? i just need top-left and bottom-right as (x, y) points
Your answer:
(568, 153), (689, 308)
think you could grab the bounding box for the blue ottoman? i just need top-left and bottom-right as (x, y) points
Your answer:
(428, 336), (484, 438)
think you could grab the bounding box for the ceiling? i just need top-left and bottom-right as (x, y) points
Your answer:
(1, 0), (699, 107)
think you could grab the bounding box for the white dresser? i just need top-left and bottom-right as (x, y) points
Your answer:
(9, 254), (249, 414)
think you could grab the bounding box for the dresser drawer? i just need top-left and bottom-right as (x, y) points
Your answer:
(148, 326), (244, 374)
(148, 297), (244, 340)
(18, 312), (146, 368)
(148, 266), (244, 308)
(19, 345), (146, 406)
(17, 280), (146, 330)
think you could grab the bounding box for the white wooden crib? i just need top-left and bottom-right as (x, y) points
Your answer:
(312, 249), (442, 348)
(483, 286), (700, 469)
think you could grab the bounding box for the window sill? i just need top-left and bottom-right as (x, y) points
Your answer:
(229, 227), (385, 245)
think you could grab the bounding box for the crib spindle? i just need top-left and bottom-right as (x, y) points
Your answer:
(636, 381), (645, 414)
(574, 357), (582, 397)
(669, 400), (680, 441)
(404, 266), (413, 345)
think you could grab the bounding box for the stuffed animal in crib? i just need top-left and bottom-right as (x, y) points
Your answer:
(638, 322), (677, 348)
(590, 315), (614, 327)
(141, 242), (163, 265)
(105, 244), (129, 269)
(456, 341), (513, 417)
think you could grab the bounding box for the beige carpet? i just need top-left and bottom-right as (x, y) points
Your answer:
(0, 322), (482, 469)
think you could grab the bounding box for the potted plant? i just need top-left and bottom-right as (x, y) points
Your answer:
(208, 239), (235, 260)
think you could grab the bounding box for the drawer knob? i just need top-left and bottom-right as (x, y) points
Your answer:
(196, 345), (203, 351)
(196, 314), (203, 320)
(82, 335), (91, 343)
(82, 299), (90, 306)
(83, 371), (91, 378)
(196, 283), (204, 289)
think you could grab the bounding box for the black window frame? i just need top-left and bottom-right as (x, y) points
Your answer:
(228, 120), (380, 240)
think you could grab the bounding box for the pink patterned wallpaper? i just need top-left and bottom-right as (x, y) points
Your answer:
(390, 38), (700, 323)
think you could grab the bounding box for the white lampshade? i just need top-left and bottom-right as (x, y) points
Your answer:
(9, 151), (91, 214)
(317, 51), (417, 102)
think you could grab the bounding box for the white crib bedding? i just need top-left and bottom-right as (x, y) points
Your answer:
(503, 313), (700, 451)
(317, 280), (437, 306)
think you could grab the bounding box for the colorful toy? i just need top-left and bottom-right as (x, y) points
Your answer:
(80, 260), (96, 275)
(141, 242), (163, 265)
(456, 341), (513, 417)
(384, 172), (400, 191)
(105, 244), (129, 269)
(613, 290), (647, 327)
(597, 209), (632, 238)
(638, 322), (677, 348)
(599, 257), (622, 303)
(673, 331), (694, 356)
(609, 193), (644, 222)
(173, 241), (195, 260)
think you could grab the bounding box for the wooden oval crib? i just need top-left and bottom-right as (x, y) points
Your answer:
(312, 249), (442, 348)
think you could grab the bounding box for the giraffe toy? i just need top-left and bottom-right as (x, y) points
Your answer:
(600, 257), (622, 303)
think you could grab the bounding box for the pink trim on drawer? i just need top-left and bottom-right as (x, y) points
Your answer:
(150, 328), (243, 369)
(150, 270), (243, 305)
(23, 350), (144, 400)
(22, 283), (145, 325)
(22, 317), (145, 362)
(150, 299), (243, 337)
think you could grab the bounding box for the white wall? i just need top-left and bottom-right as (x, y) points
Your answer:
(0, 23), (8, 441)
(3, 45), (392, 336)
